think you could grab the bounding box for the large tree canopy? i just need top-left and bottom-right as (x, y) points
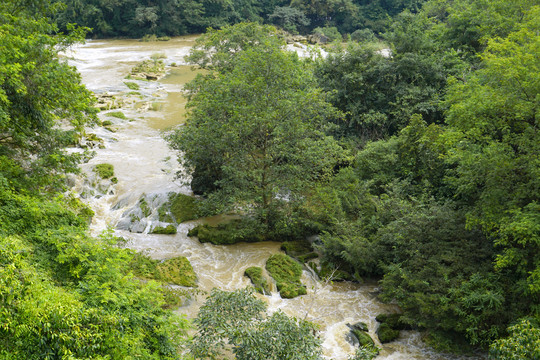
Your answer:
(170, 23), (345, 237)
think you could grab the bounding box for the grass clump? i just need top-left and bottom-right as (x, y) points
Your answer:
(265, 254), (306, 298)
(94, 163), (115, 181)
(151, 224), (177, 234)
(124, 81), (140, 90)
(106, 111), (127, 119)
(244, 266), (270, 294)
(188, 219), (264, 245)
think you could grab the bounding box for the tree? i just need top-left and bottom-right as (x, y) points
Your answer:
(443, 7), (540, 298)
(0, 0), (96, 192)
(490, 319), (540, 360)
(191, 288), (322, 360)
(170, 23), (345, 237)
(268, 6), (310, 34)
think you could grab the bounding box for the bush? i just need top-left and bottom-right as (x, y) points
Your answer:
(313, 26), (342, 42)
(151, 224), (177, 234)
(351, 28), (376, 42)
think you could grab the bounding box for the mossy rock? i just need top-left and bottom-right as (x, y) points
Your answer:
(188, 219), (264, 245)
(277, 282), (307, 298)
(139, 196), (152, 217)
(156, 257), (197, 287)
(158, 193), (200, 224)
(352, 329), (375, 347)
(151, 224), (177, 234)
(244, 266), (270, 294)
(106, 111), (127, 119)
(94, 163), (115, 179)
(376, 323), (399, 343)
(124, 81), (140, 90)
(297, 252), (319, 263)
(266, 254), (306, 298)
(101, 120), (113, 126)
(280, 239), (318, 263)
(375, 313), (411, 330)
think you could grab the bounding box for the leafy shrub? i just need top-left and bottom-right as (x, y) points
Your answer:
(313, 26), (342, 42)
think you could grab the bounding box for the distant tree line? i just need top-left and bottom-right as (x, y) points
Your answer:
(53, 0), (428, 38)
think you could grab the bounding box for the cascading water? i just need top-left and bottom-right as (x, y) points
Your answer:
(65, 38), (483, 360)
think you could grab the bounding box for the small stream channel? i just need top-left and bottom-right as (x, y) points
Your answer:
(64, 37), (482, 360)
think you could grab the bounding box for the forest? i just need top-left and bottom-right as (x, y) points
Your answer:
(1, 0), (539, 359)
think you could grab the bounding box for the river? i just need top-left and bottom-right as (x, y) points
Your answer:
(65, 37), (482, 360)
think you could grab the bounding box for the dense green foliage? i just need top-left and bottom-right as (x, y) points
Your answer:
(0, 1), (189, 358)
(0, 0), (96, 192)
(169, 1), (539, 355)
(0, 187), (189, 359)
(170, 23), (345, 239)
(309, 0), (540, 354)
(54, 0), (428, 38)
(191, 288), (322, 359)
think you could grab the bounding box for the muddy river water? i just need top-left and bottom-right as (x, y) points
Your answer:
(64, 37), (482, 360)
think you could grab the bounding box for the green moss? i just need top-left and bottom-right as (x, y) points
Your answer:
(139, 196), (151, 218)
(158, 193), (200, 224)
(376, 323), (399, 343)
(352, 329), (375, 347)
(280, 239), (318, 263)
(130, 253), (197, 287)
(130, 57), (165, 77)
(188, 219), (264, 245)
(265, 254), (306, 298)
(94, 163), (114, 179)
(101, 120), (113, 126)
(106, 111), (127, 119)
(244, 266), (270, 294)
(124, 81), (140, 90)
(151, 224), (177, 234)
(156, 257), (197, 287)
